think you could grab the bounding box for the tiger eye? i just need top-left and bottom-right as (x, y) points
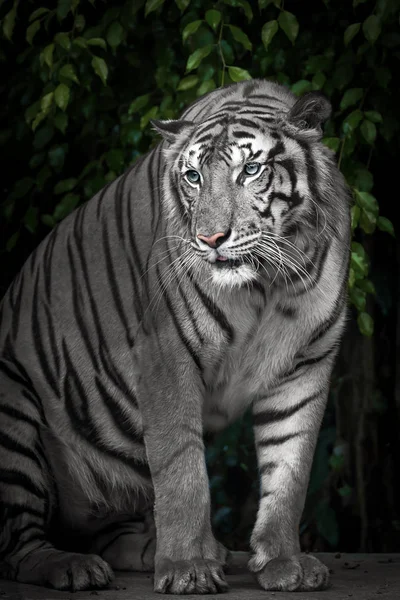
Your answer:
(185, 170), (201, 184)
(244, 162), (261, 176)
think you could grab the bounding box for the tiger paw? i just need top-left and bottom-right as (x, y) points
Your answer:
(154, 558), (229, 594)
(19, 550), (114, 591)
(250, 553), (329, 592)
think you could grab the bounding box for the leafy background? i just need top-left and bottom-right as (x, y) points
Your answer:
(1, 0), (399, 552)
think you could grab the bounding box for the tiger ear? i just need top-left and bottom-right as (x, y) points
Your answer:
(286, 92), (331, 136)
(151, 119), (195, 143)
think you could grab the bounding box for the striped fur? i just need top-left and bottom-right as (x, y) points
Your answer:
(0, 80), (350, 594)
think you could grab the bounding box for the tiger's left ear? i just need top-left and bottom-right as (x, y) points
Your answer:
(151, 119), (195, 144)
(286, 92), (331, 136)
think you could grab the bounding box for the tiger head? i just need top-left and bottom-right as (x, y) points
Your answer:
(152, 81), (347, 289)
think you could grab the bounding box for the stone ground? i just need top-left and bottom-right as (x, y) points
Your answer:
(0, 553), (399, 600)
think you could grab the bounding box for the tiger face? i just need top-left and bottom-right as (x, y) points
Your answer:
(154, 89), (335, 289)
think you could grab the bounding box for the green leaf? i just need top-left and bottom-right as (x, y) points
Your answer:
(40, 92), (54, 113)
(107, 21), (124, 48)
(11, 177), (35, 200)
(228, 25), (252, 51)
(41, 44), (55, 69)
(342, 109), (363, 133)
(41, 215), (56, 228)
(357, 279), (375, 295)
(344, 23), (360, 46)
(26, 20), (41, 45)
(74, 14), (85, 31)
(24, 206), (39, 234)
(350, 286), (367, 311)
(323, 137), (340, 152)
(186, 45), (213, 73)
(338, 484), (352, 498)
(351, 205), (360, 230)
(128, 94), (150, 114)
(278, 11), (299, 45)
(6, 231), (20, 252)
(48, 145), (67, 169)
(355, 190), (379, 217)
(205, 10), (221, 31)
(360, 119), (376, 144)
(197, 79), (216, 96)
(54, 32), (71, 50)
(59, 64), (79, 84)
(145, 0), (165, 17)
(228, 66), (252, 82)
(3, 1), (19, 41)
(106, 149), (125, 172)
(33, 125), (54, 149)
(54, 83), (70, 111)
(91, 56), (108, 85)
(377, 216), (395, 237)
(53, 112), (68, 134)
(261, 20), (278, 49)
(53, 193), (80, 221)
(177, 75), (199, 91)
(238, 0), (253, 22)
(291, 80), (312, 96)
(353, 168), (373, 192)
(312, 72), (326, 90)
(360, 208), (376, 234)
(73, 37), (87, 48)
(140, 106), (159, 130)
(54, 178), (77, 194)
(259, 0), (279, 8)
(363, 15), (381, 44)
(87, 37), (107, 50)
(57, 0), (72, 21)
(182, 20), (202, 43)
(29, 7), (50, 22)
(364, 110), (382, 123)
(32, 111), (48, 132)
(357, 312), (374, 337)
(175, 0), (191, 11)
(340, 88), (363, 110)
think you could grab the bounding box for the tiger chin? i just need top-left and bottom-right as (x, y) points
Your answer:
(0, 79), (350, 594)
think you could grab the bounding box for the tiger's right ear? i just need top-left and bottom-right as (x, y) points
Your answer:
(151, 119), (195, 144)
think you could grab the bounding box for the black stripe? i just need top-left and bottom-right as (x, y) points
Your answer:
(31, 273), (59, 397)
(157, 266), (203, 372)
(95, 376), (143, 444)
(102, 224), (134, 347)
(140, 536), (154, 566)
(0, 469), (47, 499)
(259, 461), (278, 476)
(191, 280), (234, 345)
(254, 391), (321, 427)
(232, 131), (256, 139)
(257, 432), (301, 447)
(0, 431), (43, 469)
(62, 342), (150, 479)
(67, 239), (101, 371)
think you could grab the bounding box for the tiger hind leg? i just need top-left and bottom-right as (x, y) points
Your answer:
(89, 512), (157, 572)
(0, 366), (113, 590)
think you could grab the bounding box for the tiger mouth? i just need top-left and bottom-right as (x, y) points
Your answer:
(213, 257), (243, 269)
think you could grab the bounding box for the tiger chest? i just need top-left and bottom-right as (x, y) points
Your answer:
(201, 295), (301, 432)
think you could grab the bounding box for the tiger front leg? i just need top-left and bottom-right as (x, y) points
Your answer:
(249, 360), (334, 592)
(138, 356), (228, 595)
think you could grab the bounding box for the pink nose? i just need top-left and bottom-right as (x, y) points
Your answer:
(197, 232), (227, 248)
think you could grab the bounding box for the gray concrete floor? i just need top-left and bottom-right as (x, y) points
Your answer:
(0, 553), (399, 599)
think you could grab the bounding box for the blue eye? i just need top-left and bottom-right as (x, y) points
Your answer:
(185, 169), (201, 184)
(244, 162), (261, 176)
